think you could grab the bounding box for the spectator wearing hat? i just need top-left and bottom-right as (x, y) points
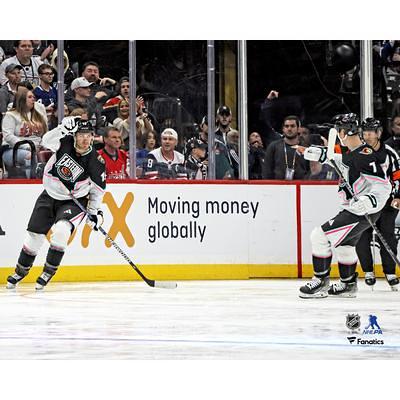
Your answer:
(0, 40), (43, 87)
(186, 115), (234, 179)
(185, 138), (208, 180)
(0, 64), (23, 114)
(148, 128), (184, 166)
(144, 128), (186, 179)
(66, 77), (102, 134)
(215, 105), (233, 145)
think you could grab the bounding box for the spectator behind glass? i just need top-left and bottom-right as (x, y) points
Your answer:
(98, 127), (129, 180)
(262, 115), (309, 180)
(0, 40), (43, 87)
(1, 87), (48, 177)
(103, 76), (130, 108)
(80, 61), (116, 105)
(188, 115), (234, 179)
(248, 131), (266, 180)
(385, 115), (400, 156)
(33, 64), (57, 129)
(144, 128), (186, 180)
(226, 129), (240, 178)
(113, 99), (130, 149)
(215, 105), (233, 144)
(136, 130), (157, 167)
(0, 64), (23, 114)
(185, 137), (208, 180)
(66, 77), (102, 134)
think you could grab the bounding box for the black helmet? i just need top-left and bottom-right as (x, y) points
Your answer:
(76, 120), (94, 134)
(361, 117), (382, 132)
(332, 113), (360, 136)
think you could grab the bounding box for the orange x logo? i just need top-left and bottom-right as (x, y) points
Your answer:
(47, 192), (135, 249)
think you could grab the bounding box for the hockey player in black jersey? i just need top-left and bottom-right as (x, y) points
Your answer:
(299, 114), (392, 298)
(356, 118), (400, 290)
(6, 117), (106, 290)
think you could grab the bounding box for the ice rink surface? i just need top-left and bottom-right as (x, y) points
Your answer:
(0, 279), (399, 360)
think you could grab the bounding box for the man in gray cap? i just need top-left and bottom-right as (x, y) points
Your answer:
(0, 64), (23, 114)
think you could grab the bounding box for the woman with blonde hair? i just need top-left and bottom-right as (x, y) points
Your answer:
(113, 97), (153, 150)
(1, 87), (48, 177)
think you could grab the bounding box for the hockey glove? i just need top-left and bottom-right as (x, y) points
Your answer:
(349, 194), (377, 215)
(303, 145), (328, 163)
(86, 210), (104, 231)
(60, 116), (81, 136)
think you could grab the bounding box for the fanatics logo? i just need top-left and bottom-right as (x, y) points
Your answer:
(55, 153), (84, 182)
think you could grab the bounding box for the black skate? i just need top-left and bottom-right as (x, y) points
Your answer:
(328, 273), (358, 298)
(35, 271), (55, 291)
(299, 276), (330, 298)
(6, 265), (30, 289)
(364, 272), (376, 289)
(6, 273), (25, 289)
(385, 274), (399, 292)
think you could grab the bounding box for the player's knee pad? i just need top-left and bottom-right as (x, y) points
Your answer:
(50, 220), (73, 251)
(23, 231), (46, 256)
(310, 226), (331, 258)
(335, 245), (358, 265)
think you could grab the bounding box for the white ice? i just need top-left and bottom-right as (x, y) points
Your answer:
(0, 279), (399, 359)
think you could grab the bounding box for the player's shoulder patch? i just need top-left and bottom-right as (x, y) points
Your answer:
(97, 154), (105, 164)
(359, 147), (373, 155)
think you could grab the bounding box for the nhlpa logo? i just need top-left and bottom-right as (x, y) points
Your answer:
(363, 315), (383, 335)
(55, 153), (84, 182)
(346, 313), (361, 332)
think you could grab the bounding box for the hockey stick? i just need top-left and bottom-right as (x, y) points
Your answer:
(327, 128), (400, 269)
(68, 192), (177, 289)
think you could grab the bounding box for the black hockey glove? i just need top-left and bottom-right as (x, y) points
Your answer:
(86, 210), (104, 231)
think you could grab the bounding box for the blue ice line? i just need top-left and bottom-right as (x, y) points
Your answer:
(0, 336), (399, 350)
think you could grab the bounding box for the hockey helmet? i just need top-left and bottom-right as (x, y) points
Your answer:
(331, 113), (360, 136)
(75, 120), (94, 135)
(74, 120), (94, 153)
(361, 117), (382, 132)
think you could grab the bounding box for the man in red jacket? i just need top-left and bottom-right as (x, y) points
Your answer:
(98, 127), (129, 180)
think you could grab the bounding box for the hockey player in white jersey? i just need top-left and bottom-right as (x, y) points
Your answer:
(6, 117), (106, 290)
(298, 113), (392, 298)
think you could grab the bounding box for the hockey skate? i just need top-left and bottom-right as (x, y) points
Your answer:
(385, 274), (399, 292)
(299, 276), (330, 298)
(6, 273), (25, 289)
(35, 271), (55, 291)
(364, 272), (376, 289)
(328, 273), (358, 298)
(6, 265), (30, 289)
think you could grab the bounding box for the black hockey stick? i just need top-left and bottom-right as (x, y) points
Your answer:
(327, 128), (400, 269)
(68, 192), (177, 289)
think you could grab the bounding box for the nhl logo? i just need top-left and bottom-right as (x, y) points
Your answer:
(346, 313), (361, 331)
